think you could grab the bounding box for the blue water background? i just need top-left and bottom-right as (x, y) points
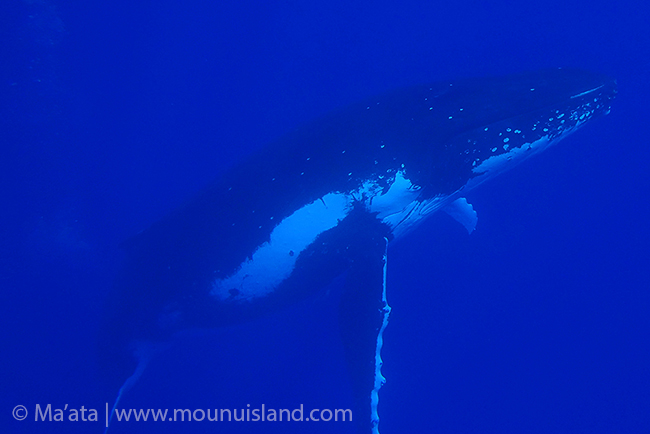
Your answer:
(1, 0), (648, 433)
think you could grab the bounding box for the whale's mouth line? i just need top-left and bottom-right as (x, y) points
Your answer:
(570, 84), (605, 99)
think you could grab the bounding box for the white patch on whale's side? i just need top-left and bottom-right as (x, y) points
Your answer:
(363, 171), (448, 238)
(211, 171), (448, 303)
(468, 101), (600, 191)
(211, 192), (350, 302)
(364, 171), (421, 221)
(472, 135), (552, 178)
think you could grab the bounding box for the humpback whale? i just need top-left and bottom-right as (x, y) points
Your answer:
(100, 68), (616, 433)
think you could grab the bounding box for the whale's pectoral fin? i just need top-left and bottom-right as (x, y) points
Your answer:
(339, 210), (392, 434)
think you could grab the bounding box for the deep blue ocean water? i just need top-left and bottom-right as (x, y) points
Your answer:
(1, 1), (649, 433)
